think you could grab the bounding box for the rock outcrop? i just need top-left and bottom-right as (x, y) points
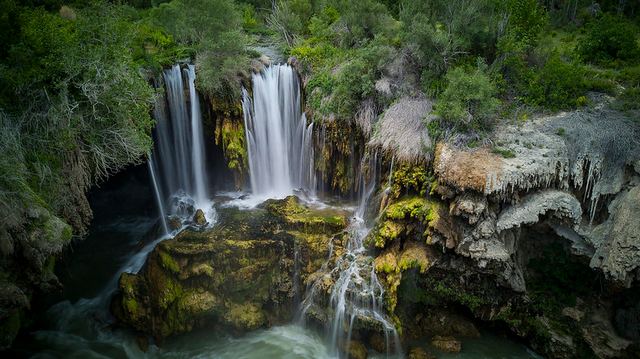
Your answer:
(112, 196), (348, 340)
(373, 98), (640, 359)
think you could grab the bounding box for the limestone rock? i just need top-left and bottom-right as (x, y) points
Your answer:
(496, 190), (582, 232)
(588, 186), (640, 286)
(431, 335), (461, 353)
(451, 193), (487, 224)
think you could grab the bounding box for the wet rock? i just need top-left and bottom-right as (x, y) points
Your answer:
(168, 216), (182, 231)
(431, 335), (461, 353)
(368, 333), (386, 353)
(193, 209), (206, 226)
(561, 306), (585, 322)
(581, 305), (632, 358)
(615, 302), (640, 341)
(135, 335), (149, 352)
(343, 340), (367, 359)
(408, 347), (436, 359)
(112, 196), (349, 340)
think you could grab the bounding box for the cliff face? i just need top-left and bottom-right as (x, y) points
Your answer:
(368, 96), (640, 358)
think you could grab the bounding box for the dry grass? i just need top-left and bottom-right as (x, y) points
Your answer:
(369, 96), (433, 162)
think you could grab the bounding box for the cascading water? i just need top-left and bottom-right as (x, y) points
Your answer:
(148, 157), (169, 235)
(300, 152), (402, 358)
(149, 64), (214, 226)
(242, 64), (316, 198)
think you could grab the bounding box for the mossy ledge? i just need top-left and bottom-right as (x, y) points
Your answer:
(111, 196), (348, 341)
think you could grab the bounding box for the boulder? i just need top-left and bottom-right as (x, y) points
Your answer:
(193, 209), (206, 226)
(408, 347), (436, 359)
(343, 340), (368, 359)
(112, 196), (348, 340)
(431, 335), (462, 353)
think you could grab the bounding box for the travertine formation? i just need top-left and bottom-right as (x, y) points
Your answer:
(433, 99), (640, 286)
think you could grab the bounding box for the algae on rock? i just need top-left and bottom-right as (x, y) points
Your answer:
(112, 196), (348, 340)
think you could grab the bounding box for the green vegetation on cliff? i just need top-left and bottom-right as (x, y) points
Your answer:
(262, 0), (639, 135)
(0, 0), (255, 348)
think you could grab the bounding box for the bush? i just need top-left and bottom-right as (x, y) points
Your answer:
(435, 60), (500, 132)
(526, 55), (588, 110)
(577, 14), (640, 66)
(402, 0), (502, 83)
(1, 2), (156, 231)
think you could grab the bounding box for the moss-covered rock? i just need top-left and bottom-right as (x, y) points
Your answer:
(210, 97), (247, 189)
(314, 119), (366, 197)
(369, 197), (443, 248)
(112, 196), (348, 341)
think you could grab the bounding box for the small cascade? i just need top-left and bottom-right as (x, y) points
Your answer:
(148, 157), (169, 236)
(300, 152), (402, 358)
(242, 64), (316, 198)
(148, 64), (214, 228)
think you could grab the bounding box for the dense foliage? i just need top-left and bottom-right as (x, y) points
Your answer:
(0, 0), (253, 236)
(262, 0), (639, 136)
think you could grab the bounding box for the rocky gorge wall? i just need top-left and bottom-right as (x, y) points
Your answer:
(364, 95), (640, 358)
(114, 62), (640, 358)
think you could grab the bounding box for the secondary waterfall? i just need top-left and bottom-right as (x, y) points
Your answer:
(148, 64), (213, 228)
(300, 152), (402, 358)
(242, 64), (316, 198)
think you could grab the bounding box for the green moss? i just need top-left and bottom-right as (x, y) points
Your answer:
(215, 117), (247, 172)
(223, 302), (266, 330)
(159, 276), (185, 310)
(0, 311), (21, 348)
(390, 163), (430, 198)
(371, 197), (441, 248)
(373, 221), (403, 248)
(159, 251), (180, 274)
(398, 247), (430, 274)
(492, 146), (516, 158)
(375, 251), (399, 274)
(263, 196), (348, 233)
(430, 281), (487, 312)
(44, 255), (56, 276)
(124, 297), (139, 314)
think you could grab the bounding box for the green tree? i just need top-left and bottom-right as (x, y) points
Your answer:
(400, 0), (502, 92)
(435, 60), (500, 131)
(577, 14), (640, 66)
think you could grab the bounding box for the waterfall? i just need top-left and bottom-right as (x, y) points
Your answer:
(242, 64), (315, 198)
(148, 157), (169, 236)
(187, 64), (208, 205)
(148, 64), (213, 228)
(300, 152), (402, 358)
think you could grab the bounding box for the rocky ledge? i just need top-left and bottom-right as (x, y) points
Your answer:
(367, 97), (640, 358)
(111, 196), (348, 341)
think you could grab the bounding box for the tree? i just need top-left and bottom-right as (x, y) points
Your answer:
(400, 0), (502, 91)
(577, 14), (639, 66)
(435, 60), (500, 131)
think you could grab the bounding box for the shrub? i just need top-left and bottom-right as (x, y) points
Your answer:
(577, 14), (640, 66)
(435, 60), (500, 132)
(531, 55), (589, 110)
